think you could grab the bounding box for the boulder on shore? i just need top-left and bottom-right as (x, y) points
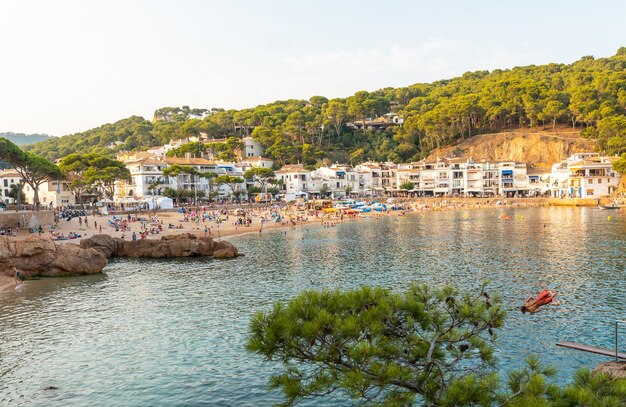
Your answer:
(0, 236), (107, 279)
(80, 233), (240, 259)
(595, 361), (626, 379)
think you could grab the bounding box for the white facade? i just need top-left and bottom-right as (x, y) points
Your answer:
(311, 165), (360, 198)
(240, 156), (274, 169)
(354, 162), (398, 194)
(275, 164), (313, 201)
(23, 180), (75, 207)
(241, 137), (265, 158)
(0, 170), (22, 204)
(116, 156), (247, 201)
(548, 153), (619, 198)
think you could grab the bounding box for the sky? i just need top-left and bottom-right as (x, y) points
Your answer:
(1, 0), (626, 137)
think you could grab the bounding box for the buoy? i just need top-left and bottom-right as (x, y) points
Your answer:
(608, 215), (611, 220)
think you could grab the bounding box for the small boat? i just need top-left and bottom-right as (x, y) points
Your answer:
(599, 204), (620, 210)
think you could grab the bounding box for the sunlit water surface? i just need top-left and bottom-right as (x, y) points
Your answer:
(1, 206), (625, 406)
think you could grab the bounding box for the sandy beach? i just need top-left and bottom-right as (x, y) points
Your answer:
(0, 198), (552, 294)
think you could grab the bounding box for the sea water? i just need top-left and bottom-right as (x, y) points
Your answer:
(1, 206), (625, 406)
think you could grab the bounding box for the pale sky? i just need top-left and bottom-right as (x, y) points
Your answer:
(1, 0), (625, 137)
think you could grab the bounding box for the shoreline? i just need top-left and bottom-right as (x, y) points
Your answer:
(0, 197), (614, 294)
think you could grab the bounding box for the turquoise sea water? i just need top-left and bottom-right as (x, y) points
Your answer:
(1, 206), (625, 406)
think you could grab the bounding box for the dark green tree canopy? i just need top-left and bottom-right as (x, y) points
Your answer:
(22, 48), (626, 164)
(247, 283), (626, 406)
(248, 283), (504, 405)
(0, 137), (63, 207)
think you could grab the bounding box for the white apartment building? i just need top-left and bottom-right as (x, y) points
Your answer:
(23, 180), (75, 207)
(311, 165), (360, 198)
(116, 155), (248, 201)
(391, 158), (531, 196)
(275, 164), (315, 201)
(354, 162), (397, 194)
(240, 137), (265, 158)
(0, 169), (22, 204)
(239, 156), (274, 169)
(548, 153), (619, 198)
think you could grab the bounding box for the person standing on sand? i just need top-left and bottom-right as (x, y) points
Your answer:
(12, 266), (22, 287)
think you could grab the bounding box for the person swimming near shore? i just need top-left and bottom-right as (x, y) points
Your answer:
(521, 290), (560, 314)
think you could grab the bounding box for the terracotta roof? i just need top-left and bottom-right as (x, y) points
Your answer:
(164, 157), (215, 165)
(241, 156), (273, 162)
(0, 169), (21, 178)
(139, 159), (164, 165)
(275, 164), (307, 173)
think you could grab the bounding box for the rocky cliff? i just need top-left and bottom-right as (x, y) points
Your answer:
(1, 234), (240, 281)
(0, 235), (107, 278)
(428, 128), (596, 168)
(80, 233), (240, 259)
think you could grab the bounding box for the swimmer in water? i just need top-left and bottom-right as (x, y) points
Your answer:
(521, 290), (560, 314)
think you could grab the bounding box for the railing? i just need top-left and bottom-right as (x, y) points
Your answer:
(616, 320), (626, 362)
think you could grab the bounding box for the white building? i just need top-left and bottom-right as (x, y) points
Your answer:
(354, 162), (398, 195)
(0, 169), (22, 204)
(311, 165), (360, 198)
(548, 153), (619, 198)
(392, 158), (530, 196)
(275, 164), (315, 201)
(239, 156), (274, 169)
(23, 180), (75, 207)
(240, 137), (265, 158)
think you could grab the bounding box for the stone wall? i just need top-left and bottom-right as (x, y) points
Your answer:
(547, 197), (598, 207)
(0, 210), (55, 229)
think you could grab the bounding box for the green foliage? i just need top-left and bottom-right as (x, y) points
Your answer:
(59, 153), (129, 202)
(8, 182), (26, 203)
(400, 181), (414, 190)
(613, 153), (626, 173)
(162, 187), (204, 202)
(243, 167), (276, 189)
(215, 174), (245, 197)
(23, 48), (626, 165)
(166, 141), (206, 158)
(162, 164), (199, 177)
(247, 283), (626, 406)
(247, 283), (504, 405)
(0, 137), (64, 206)
(24, 116), (155, 161)
(319, 184), (329, 197)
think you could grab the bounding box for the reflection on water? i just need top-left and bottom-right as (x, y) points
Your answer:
(1, 207), (625, 406)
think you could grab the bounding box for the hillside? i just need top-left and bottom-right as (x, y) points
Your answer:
(23, 47), (626, 166)
(1, 132), (52, 146)
(427, 125), (596, 168)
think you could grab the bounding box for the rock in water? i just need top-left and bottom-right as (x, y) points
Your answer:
(0, 236), (107, 278)
(80, 233), (239, 259)
(594, 361), (626, 379)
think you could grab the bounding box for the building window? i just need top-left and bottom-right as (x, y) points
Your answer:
(3, 180), (6, 187)
(588, 179), (593, 184)
(586, 189), (594, 196)
(598, 179), (602, 184)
